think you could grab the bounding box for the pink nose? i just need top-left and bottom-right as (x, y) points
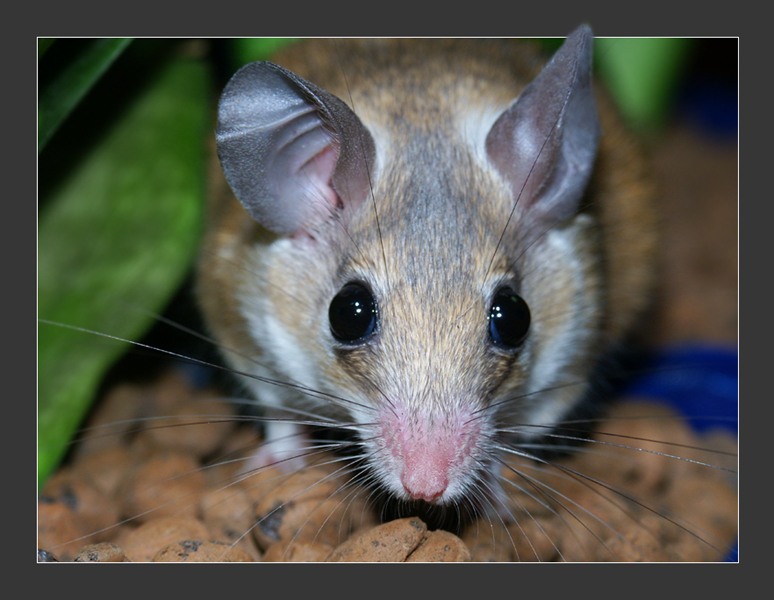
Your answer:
(401, 469), (448, 503)
(403, 486), (444, 503)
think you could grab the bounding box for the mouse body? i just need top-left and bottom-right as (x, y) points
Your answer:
(198, 28), (658, 514)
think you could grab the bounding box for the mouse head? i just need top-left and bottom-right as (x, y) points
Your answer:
(214, 27), (603, 506)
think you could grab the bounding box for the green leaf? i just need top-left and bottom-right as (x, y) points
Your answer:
(595, 37), (692, 132)
(38, 51), (210, 488)
(38, 38), (56, 58)
(228, 37), (299, 69)
(38, 38), (133, 151)
(539, 36), (691, 132)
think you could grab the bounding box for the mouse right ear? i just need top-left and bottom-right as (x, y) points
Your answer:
(216, 61), (375, 237)
(485, 25), (600, 241)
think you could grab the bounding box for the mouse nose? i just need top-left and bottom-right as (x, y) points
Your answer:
(400, 460), (450, 503)
(400, 443), (454, 502)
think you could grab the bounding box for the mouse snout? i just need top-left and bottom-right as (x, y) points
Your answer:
(381, 406), (482, 504)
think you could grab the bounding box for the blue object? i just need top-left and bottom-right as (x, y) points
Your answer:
(621, 345), (738, 433)
(678, 77), (738, 140)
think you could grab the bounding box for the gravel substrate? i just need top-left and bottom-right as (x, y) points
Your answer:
(37, 369), (737, 562)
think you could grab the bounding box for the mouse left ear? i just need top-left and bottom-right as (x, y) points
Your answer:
(486, 25), (600, 237)
(216, 61), (375, 237)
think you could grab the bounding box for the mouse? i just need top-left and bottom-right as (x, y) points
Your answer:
(198, 25), (660, 519)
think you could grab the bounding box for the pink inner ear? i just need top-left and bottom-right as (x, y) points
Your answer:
(269, 123), (343, 236)
(299, 145), (343, 215)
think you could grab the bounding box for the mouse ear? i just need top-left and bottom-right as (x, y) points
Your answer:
(486, 25), (600, 236)
(216, 61), (375, 236)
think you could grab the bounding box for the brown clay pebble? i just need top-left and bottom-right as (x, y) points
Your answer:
(507, 516), (566, 562)
(39, 473), (119, 548)
(200, 485), (255, 531)
(406, 529), (471, 562)
(117, 516), (212, 562)
(201, 486), (263, 561)
(118, 450), (207, 522)
(250, 463), (356, 549)
(73, 542), (128, 562)
(201, 427), (266, 492)
(499, 458), (561, 519)
(249, 461), (341, 508)
(198, 484), (260, 560)
(135, 393), (236, 459)
(38, 500), (92, 561)
(589, 401), (696, 495)
(599, 513), (674, 562)
(666, 530), (732, 562)
(698, 430), (738, 473)
(145, 369), (200, 416)
(71, 382), (148, 458)
(327, 517), (428, 562)
(662, 475), (738, 560)
(262, 540), (335, 562)
(68, 445), (139, 498)
(206, 520), (263, 561)
(254, 495), (355, 550)
(462, 520), (518, 562)
(153, 539), (255, 562)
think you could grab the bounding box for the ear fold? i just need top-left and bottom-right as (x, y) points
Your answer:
(486, 25), (600, 233)
(216, 61), (375, 236)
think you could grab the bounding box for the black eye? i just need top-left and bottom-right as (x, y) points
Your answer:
(329, 282), (378, 344)
(488, 287), (530, 349)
